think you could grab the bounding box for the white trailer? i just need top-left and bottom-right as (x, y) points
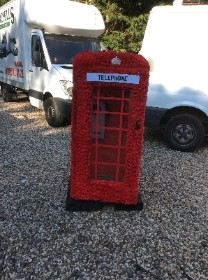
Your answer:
(140, 1), (208, 152)
(0, 0), (105, 126)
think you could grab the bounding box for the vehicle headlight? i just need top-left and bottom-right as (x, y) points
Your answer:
(59, 80), (73, 97)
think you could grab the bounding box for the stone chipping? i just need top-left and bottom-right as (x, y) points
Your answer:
(0, 95), (207, 280)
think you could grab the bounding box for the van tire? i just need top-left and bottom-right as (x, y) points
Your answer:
(44, 97), (65, 127)
(2, 84), (14, 102)
(164, 114), (205, 152)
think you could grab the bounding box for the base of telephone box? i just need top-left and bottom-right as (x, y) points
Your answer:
(65, 195), (143, 212)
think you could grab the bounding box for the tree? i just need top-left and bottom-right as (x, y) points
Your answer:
(0, 0), (8, 5)
(78, 0), (172, 52)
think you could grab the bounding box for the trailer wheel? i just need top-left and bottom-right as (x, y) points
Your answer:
(2, 85), (14, 102)
(44, 97), (65, 127)
(164, 114), (205, 152)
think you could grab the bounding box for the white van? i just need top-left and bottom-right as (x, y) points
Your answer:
(0, 0), (105, 127)
(140, 1), (208, 151)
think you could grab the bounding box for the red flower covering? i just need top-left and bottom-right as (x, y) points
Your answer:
(69, 50), (149, 205)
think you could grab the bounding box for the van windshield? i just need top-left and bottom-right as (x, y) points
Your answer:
(45, 35), (102, 65)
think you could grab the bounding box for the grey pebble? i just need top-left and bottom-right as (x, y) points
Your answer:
(0, 97), (208, 280)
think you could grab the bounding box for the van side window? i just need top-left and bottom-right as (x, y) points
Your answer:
(31, 35), (45, 67)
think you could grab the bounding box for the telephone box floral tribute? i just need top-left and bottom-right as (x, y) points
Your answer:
(66, 50), (149, 210)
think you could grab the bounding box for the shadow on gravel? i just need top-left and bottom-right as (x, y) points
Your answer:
(0, 104), (39, 131)
(0, 96), (70, 136)
(0, 96), (65, 136)
(144, 128), (164, 143)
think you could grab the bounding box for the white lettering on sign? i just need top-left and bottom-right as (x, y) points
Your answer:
(86, 73), (140, 85)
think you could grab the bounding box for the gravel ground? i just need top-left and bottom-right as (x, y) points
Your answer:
(0, 95), (208, 280)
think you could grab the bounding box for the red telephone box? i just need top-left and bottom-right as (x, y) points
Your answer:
(66, 51), (149, 211)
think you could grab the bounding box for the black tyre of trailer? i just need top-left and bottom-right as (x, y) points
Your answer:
(43, 97), (70, 127)
(2, 84), (15, 102)
(164, 114), (205, 152)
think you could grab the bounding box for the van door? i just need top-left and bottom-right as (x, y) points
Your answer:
(29, 33), (49, 109)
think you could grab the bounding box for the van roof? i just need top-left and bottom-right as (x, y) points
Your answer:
(24, 0), (105, 37)
(151, 5), (208, 13)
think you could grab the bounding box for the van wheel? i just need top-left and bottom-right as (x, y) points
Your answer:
(44, 97), (64, 127)
(164, 114), (205, 152)
(2, 85), (14, 102)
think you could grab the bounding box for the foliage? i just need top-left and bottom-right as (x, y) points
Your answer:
(0, 0), (8, 5)
(0, 0), (173, 52)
